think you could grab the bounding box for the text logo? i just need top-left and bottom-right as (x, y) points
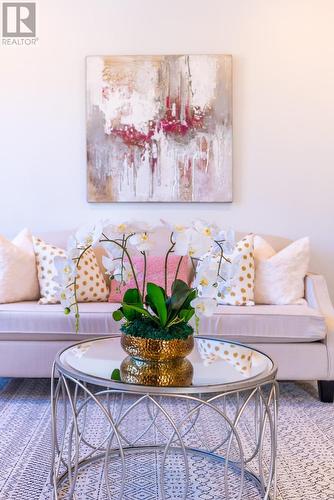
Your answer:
(2, 2), (36, 37)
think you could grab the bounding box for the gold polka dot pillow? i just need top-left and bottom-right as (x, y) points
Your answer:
(33, 237), (108, 304)
(218, 234), (255, 306)
(198, 339), (253, 375)
(75, 249), (108, 302)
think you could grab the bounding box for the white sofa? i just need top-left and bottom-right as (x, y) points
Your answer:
(0, 230), (333, 402)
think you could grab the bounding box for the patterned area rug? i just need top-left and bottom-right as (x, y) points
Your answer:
(0, 379), (333, 500)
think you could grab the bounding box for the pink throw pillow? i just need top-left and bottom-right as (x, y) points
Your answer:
(109, 255), (191, 303)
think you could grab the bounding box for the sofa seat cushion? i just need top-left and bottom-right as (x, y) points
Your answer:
(197, 304), (326, 343)
(0, 301), (326, 343)
(0, 302), (121, 341)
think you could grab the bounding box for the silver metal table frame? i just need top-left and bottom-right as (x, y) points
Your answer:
(50, 336), (278, 500)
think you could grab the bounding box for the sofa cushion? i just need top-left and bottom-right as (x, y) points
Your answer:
(0, 302), (120, 341)
(197, 304), (326, 343)
(254, 235), (310, 305)
(0, 301), (326, 343)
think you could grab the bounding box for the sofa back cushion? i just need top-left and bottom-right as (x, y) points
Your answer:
(33, 238), (109, 304)
(0, 229), (40, 303)
(254, 236), (310, 304)
(217, 234), (255, 306)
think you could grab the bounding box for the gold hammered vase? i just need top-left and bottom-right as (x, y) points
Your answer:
(120, 356), (193, 387)
(120, 334), (194, 387)
(120, 334), (194, 362)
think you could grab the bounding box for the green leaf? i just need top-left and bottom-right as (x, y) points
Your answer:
(147, 282), (168, 327)
(122, 304), (141, 321)
(182, 289), (197, 309)
(123, 288), (142, 306)
(179, 308), (195, 323)
(145, 286), (167, 315)
(121, 302), (160, 324)
(112, 309), (124, 321)
(169, 280), (191, 310)
(145, 294), (158, 315)
(167, 288), (197, 324)
(111, 368), (121, 381)
(170, 287), (195, 312)
(121, 288), (144, 321)
(171, 279), (190, 296)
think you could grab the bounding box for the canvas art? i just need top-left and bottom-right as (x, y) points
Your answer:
(86, 54), (232, 202)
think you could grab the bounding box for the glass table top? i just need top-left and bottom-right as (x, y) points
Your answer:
(58, 336), (275, 393)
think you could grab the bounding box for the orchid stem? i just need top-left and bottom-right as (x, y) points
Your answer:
(72, 245), (92, 332)
(100, 235), (141, 299)
(174, 255), (184, 283)
(164, 232), (175, 293)
(141, 251), (147, 299)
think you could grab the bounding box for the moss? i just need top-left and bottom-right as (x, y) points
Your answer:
(121, 317), (194, 341)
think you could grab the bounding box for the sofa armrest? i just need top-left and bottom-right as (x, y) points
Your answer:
(305, 273), (334, 378)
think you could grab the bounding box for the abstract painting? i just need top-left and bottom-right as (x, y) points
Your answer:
(86, 55), (232, 202)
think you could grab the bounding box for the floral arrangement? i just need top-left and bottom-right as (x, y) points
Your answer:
(55, 220), (235, 338)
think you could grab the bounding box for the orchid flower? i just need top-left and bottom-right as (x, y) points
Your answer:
(193, 220), (218, 239)
(195, 269), (217, 288)
(102, 255), (117, 277)
(174, 229), (192, 256)
(103, 242), (124, 259)
(54, 256), (77, 286)
(103, 221), (134, 238)
(114, 261), (136, 284)
(160, 220), (191, 256)
(130, 231), (154, 252)
(75, 221), (104, 249)
(217, 253), (242, 296)
(213, 228), (235, 255)
(58, 287), (75, 311)
(190, 296), (217, 317)
(187, 229), (213, 259)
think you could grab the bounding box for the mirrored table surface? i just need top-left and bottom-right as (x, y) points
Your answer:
(57, 335), (275, 394)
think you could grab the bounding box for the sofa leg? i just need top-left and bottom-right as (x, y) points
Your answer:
(318, 381), (334, 403)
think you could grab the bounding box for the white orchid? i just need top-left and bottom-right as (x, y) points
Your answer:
(194, 259), (217, 289)
(131, 221), (154, 233)
(190, 296), (217, 317)
(161, 220), (187, 232)
(212, 228), (235, 256)
(199, 286), (219, 300)
(67, 235), (78, 253)
(103, 221), (134, 238)
(187, 230), (213, 258)
(193, 220), (218, 239)
(58, 286), (75, 310)
(75, 221), (103, 249)
(58, 219), (237, 332)
(114, 261), (136, 284)
(218, 253), (242, 283)
(103, 242), (124, 259)
(53, 256), (77, 312)
(174, 229), (192, 256)
(102, 255), (117, 277)
(54, 256), (77, 286)
(130, 231), (154, 252)
(160, 220), (191, 256)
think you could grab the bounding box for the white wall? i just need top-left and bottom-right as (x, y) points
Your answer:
(1, 0), (334, 298)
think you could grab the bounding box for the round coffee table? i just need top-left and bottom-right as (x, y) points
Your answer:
(51, 335), (278, 499)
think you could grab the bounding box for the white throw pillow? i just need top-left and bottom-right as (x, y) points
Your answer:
(218, 234), (255, 306)
(254, 235), (310, 305)
(0, 229), (40, 303)
(33, 237), (109, 304)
